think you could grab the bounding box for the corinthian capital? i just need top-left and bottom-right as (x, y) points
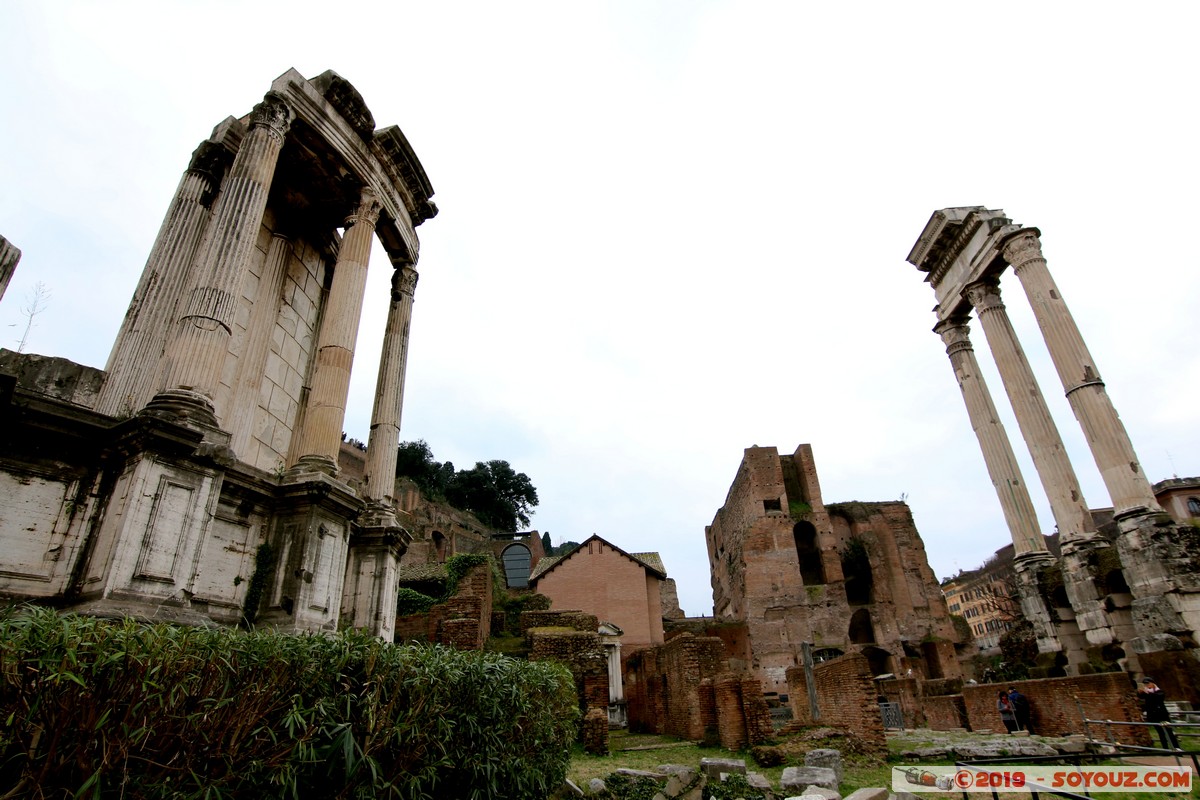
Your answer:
(346, 187), (383, 229)
(393, 264), (419, 299)
(1002, 230), (1044, 269)
(934, 316), (973, 356)
(250, 93), (294, 141)
(964, 277), (1004, 315)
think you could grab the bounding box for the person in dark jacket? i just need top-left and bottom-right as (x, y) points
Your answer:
(998, 690), (1018, 733)
(1008, 687), (1031, 733)
(1139, 678), (1177, 749)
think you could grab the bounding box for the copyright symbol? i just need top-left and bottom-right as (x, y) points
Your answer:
(954, 771), (972, 789)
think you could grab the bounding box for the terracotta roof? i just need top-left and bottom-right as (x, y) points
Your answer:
(529, 555), (562, 581)
(630, 552), (665, 574)
(530, 535), (667, 583)
(396, 562), (448, 583)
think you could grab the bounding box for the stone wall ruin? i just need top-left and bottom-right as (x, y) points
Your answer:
(706, 443), (961, 694)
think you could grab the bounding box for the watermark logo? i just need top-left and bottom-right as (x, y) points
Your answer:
(892, 765), (1193, 793)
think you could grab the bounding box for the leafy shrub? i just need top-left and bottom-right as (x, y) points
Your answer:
(395, 586), (438, 616)
(0, 606), (578, 799)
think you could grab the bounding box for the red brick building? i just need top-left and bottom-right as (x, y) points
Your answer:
(530, 535), (667, 652)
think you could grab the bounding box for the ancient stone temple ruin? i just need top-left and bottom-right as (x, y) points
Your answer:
(705, 444), (962, 694)
(0, 69), (436, 640)
(907, 207), (1200, 695)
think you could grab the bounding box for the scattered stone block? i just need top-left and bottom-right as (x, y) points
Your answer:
(552, 778), (585, 798)
(781, 765), (838, 793)
(614, 768), (667, 781)
(701, 757), (746, 779)
(844, 788), (890, 800)
(587, 777), (606, 795)
(747, 772), (773, 790)
(801, 785), (841, 799)
(806, 748), (843, 785)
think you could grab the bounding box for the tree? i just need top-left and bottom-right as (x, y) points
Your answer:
(445, 460), (539, 533)
(395, 443), (539, 533)
(541, 532), (551, 553)
(395, 440), (454, 498)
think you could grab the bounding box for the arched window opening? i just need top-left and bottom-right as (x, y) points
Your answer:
(862, 645), (891, 677)
(849, 608), (876, 644)
(1188, 497), (1200, 517)
(812, 647), (844, 663)
(793, 521), (825, 586)
(502, 543), (532, 588)
(841, 538), (873, 606)
(432, 531), (447, 563)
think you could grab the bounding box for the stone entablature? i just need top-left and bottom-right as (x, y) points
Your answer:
(0, 69), (436, 642)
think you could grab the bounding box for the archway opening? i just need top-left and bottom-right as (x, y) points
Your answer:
(849, 608), (876, 644)
(793, 521), (825, 586)
(502, 543), (532, 588)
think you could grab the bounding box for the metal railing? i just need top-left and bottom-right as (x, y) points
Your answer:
(951, 707), (1199, 800)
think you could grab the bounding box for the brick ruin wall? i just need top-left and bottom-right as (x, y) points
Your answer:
(786, 652), (887, 755)
(624, 632), (770, 748)
(393, 563), (492, 649)
(962, 674), (1149, 745)
(712, 674), (774, 750)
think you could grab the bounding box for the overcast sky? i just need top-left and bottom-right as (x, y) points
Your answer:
(2, 2), (1198, 617)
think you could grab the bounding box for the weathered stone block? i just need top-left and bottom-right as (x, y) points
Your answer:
(805, 748), (843, 784)
(781, 766), (838, 793)
(700, 757), (746, 779)
(843, 788), (890, 800)
(800, 786), (841, 800)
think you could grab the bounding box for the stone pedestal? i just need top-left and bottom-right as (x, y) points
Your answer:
(257, 473), (361, 633)
(340, 504), (410, 642)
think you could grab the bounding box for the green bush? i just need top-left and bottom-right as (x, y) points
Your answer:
(395, 586), (438, 616)
(0, 606), (578, 799)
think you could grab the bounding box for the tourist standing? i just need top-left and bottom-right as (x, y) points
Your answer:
(998, 690), (1017, 733)
(1008, 686), (1032, 733)
(1139, 678), (1177, 749)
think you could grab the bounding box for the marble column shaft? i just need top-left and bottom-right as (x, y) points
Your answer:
(292, 189), (382, 469)
(964, 278), (1097, 544)
(936, 317), (1048, 557)
(98, 141), (225, 416)
(156, 94), (293, 421)
(1002, 232), (1160, 516)
(228, 232), (293, 459)
(365, 262), (418, 503)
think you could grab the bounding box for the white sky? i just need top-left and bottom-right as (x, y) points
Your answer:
(2, 2), (1198, 617)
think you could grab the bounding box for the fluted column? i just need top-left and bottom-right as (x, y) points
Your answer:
(364, 261), (418, 503)
(98, 140), (228, 416)
(150, 93), (293, 426)
(291, 188), (382, 475)
(935, 317), (1049, 558)
(964, 278), (1099, 547)
(228, 232), (294, 459)
(0, 235), (22, 303)
(1002, 231), (1160, 517)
